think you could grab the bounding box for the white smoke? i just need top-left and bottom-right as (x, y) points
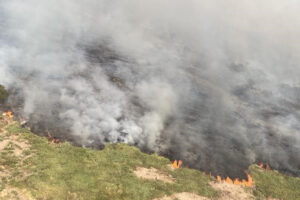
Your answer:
(0, 0), (300, 177)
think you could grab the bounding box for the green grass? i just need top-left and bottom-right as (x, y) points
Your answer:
(250, 165), (300, 200)
(0, 151), (19, 168)
(3, 123), (218, 200)
(0, 85), (8, 104)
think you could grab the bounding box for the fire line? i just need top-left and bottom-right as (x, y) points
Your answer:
(2, 111), (14, 119)
(171, 160), (254, 187)
(172, 160), (182, 169)
(216, 172), (254, 187)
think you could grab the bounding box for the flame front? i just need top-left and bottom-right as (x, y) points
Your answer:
(170, 159), (254, 186)
(3, 111), (14, 119)
(172, 160), (182, 169)
(259, 163), (271, 171)
(47, 130), (61, 144)
(216, 172), (254, 187)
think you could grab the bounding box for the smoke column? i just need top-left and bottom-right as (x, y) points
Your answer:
(0, 0), (300, 178)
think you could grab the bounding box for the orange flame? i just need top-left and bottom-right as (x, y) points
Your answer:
(234, 178), (241, 185)
(258, 163), (271, 171)
(47, 130), (61, 144)
(3, 111), (13, 119)
(172, 160), (182, 169)
(216, 172), (254, 187)
(225, 177), (233, 184)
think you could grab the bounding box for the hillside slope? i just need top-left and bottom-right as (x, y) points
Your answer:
(0, 115), (299, 200)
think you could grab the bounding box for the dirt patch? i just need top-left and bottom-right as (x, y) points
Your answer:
(0, 187), (33, 200)
(210, 181), (255, 200)
(154, 181), (256, 200)
(0, 119), (33, 200)
(0, 135), (30, 157)
(134, 167), (175, 183)
(0, 140), (9, 151)
(11, 138), (30, 157)
(154, 192), (209, 200)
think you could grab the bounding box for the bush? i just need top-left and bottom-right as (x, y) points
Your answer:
(0, 85), (9, 104)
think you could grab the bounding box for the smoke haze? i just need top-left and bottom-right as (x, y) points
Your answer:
(0, 0), (300, 177)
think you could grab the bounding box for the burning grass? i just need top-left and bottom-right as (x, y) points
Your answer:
(216, 172), (254, 187)
(172, 160), (182, 169)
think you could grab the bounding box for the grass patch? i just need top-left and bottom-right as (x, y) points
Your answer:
(0, 177), (7, 192)
(0, 85), (9, 104)
(250, 165), (300, 200)
(6, 123), (32, 135)
(0, 150), (19, 168)
(3, 123), (218, 200)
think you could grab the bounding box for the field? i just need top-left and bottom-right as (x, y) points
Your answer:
(0, 116), (299, 200)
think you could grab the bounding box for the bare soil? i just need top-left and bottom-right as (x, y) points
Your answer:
(210, 181), (255, 200)
(133, 167), (175, 183)
(0, 117), (33, 200)
(154, 192), (209, 200)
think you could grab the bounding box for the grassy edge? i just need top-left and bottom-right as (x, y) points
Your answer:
(3, 122), (219, 200)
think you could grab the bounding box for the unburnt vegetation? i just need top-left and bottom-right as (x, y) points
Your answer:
(0, 85), (8, 104)
(0, 117), (299, 200)
(249, 165), (300, 200)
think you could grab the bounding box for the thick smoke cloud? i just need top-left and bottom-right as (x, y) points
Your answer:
(0, 0), (300, 177)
